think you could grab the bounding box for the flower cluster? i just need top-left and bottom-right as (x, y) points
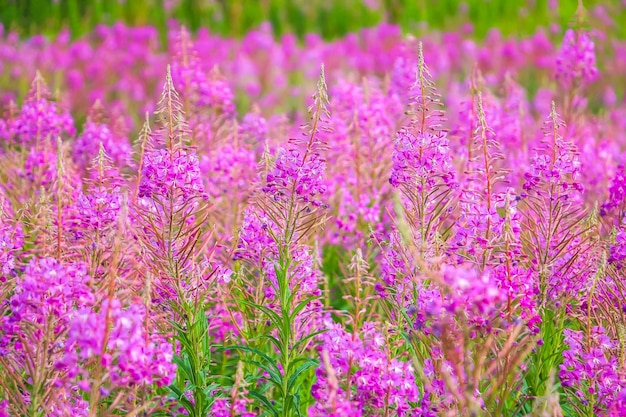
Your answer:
(608, 229), (626, 268)
(171, 49), (235, 117)
(555, 29), (599, 89)
(235, 207), (322, 303)
(264, 147), (328, 207)
(523, 145), (583, 198)
(377, 231), (409, 298)
(239, 111), (268, 143)
(61, 299), (176, 389)
(311, 319), (422, 416)
(71, 188), (122, 234)
(492, 264), (541, 331)
(73, 121), (131, 170)
(21, 147), (58, 187)
(139, 148), (206, 200)
(601, 164), (626, 221)
(234, 207), (277, 265)
(0, 257), (93, 415)
(415, 264), (507, 331)
(0, 197), (22, 279)
(560, 327), (625, 411)
(211, 397), (256, 417)
(262, 66), (331, 209)
(46, 387), (90, 417)
(0, 95), (74, 146)
(390, 130), (456, 190)
(1, 258), (93, 352)
(201, 144), (257, 199)
(334, 187), (383, 246)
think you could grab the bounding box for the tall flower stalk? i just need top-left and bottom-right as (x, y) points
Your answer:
(231, 65), (331, 417)
(133, 66), (216, 417)
(389, 43), (457, 259)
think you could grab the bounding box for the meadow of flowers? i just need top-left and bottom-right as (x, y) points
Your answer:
(1, 4), (626, 417)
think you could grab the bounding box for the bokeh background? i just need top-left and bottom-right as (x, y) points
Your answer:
(1, 0), (623, 133)
(2, 0), (625, 45)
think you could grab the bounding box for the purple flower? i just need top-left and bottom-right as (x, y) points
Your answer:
(0, 197), (23, 278)
(73, 122), (131, 170)
(560, 327), (624, 410)
(211, 397), (256, 417)
(201, 144), (257, 199)
(1, 258), (94, 354)
(311, 318), (422, 416)
(239, 112), (268, 144)
(171, 47), (235, 116)
(608, 229), (626, 268)
(264, 147), (327, 207)
(61, 299), (176, 389)
(555, 29), (599, 89)
(139, 148), (206, 201)
(390, 130), (456, 190)
(601, 165), (626, 220)
(47, 386), (90, 417)
(1, 99), (74, 147)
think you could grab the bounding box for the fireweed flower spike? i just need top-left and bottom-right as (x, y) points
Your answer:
(132, 67), (218, 417)
(554, 24), (599, 123)
(263, 64), (330, 213)
(0, 72), (74, 149)
(135, 65), (209, 298)
(231, 65), (331, 417)
(171, 27), (236, 149)
(389, 42), (457, 258)
(0, 258), (93, 416)
(556, 29), (599, 91)
(452, 91), (508, 269)
(520, 101), (591, 305)
(67, 143), (124, 278)
(518, 102), (597, 412)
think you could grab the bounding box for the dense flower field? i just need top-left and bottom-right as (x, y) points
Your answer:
(1, 10), (626, 417)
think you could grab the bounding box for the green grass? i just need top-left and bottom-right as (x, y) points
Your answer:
(1, 0), (625, 46)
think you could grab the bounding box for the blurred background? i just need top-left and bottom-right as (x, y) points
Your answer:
(1, 0), (625, 45)
(1, 0), (623, 129)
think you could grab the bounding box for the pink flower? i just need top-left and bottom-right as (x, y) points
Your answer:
(555, 29), (599, 89)
(390, 130), (456, 190)
(264, 147), (328, 207)
(73, 122), (131, 170)
(61, 299), (176, 389)
(139, 148), (206, 200)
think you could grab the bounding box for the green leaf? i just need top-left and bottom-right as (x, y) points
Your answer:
(173, 356), (194, 381)
(202, 383), (220, 397)
(292, 329), (326, 352)
(289, 295), (320, 322)
(243, 359), (283, 392)
(168, 384), (195, 412)
(217, 345), (281, 374)
(239, 300), (283, 328)
(248, 390), (279, 417)
(292, 391), (304, 417)
(287, 359), (318, 393)
(260, 334), (282, 353)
